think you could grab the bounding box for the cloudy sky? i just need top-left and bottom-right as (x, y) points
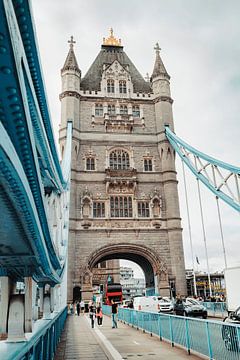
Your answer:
(31, 0), (240, 279)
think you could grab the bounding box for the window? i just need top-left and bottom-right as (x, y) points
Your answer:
(95, 103), (103, 117)
(100, 261), (107, 268)
(86, 157), (95, 171)
(138, 202), (150, 217)
(109, 150), (130, 170)
(120, 105), (128, 115)
(144, 158), (153, 172)
(107, 79), (114, 93)
(93, 202), (105, 217)
(132, 105), (140, 117)
(119, 80), (127, 94)
(110, 196), (132, 217)
(108, 104), (115, 115)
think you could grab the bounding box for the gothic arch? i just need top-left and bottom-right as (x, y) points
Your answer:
(87, 243), (168, 278)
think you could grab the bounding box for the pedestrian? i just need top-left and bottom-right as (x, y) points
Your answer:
(80, 299), (85, 315)
(111, 299), (118, 328)
(96, 305), (103, 326)
(76, 301), (80, 316)
(89, 303), (96, 328)
(69, 302), (74, 315)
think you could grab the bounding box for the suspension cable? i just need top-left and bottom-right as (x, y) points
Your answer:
(195, 157), (212, 297)
(215, 197), (227, 268)
(211, 165), (227, 268)
(181, 160), (197, 296)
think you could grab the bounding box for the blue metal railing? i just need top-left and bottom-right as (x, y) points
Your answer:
(201, 302), (227, 318)
(0, 307), (67, 360)
(103, 306), (240, 359)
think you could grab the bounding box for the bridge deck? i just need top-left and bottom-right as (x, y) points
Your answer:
(54, 314), (201, 360)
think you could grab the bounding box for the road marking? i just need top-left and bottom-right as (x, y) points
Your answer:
(133, 340), (140, 345)
(85, 316), (124, 360)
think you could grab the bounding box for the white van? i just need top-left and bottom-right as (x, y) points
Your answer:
(133, 296), (173, 313)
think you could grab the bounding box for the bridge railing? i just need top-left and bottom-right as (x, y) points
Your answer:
(0, 307), (67, 360)
(103, 306), (240, 359)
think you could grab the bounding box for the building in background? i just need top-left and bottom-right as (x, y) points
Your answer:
(186, 269), (225, 298)
(120, 266), (145, 299)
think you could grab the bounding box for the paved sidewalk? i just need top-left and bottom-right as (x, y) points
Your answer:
(54, 314), (201, 360)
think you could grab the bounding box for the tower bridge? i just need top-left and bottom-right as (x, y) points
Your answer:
(0, 1), (239, 359)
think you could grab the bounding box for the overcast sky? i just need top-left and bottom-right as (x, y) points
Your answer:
(31, 0), (240, 279)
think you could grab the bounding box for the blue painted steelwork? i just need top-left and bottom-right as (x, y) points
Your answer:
(103, 306), (240, 359)
(0, 0), (72, 284)
(165, 126), (240, 212)
(0, 306), (67, 360)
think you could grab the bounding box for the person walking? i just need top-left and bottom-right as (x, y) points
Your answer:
(89, 303), (96, 329)
(69, 302), (74, 315)
(96, 305), (103, 326)
(80, 300), (85, 315)
(76, 301), (80, 316)
(111, 300), (118, 328)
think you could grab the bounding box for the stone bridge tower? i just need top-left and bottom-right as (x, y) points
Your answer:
(59, 31), (186, 302)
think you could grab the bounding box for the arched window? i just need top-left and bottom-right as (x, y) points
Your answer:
(95, 103), (103, 117)
(110, 196), (132, 217)
(119, 80), (127, 93)
(120, 105), (128, 115)
(144, 158), (153, 172)
(109, 149), (130, 170)
(86, 157), (95, 171)
(138, 202), (150, 217)
(107, 79), (114, 93)
(132, 105), (140, 117)
(108, 104), (115, 115)
(93, 202), (105, 218)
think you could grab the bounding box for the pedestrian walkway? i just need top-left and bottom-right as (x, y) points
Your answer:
(54, 314), (201, 360)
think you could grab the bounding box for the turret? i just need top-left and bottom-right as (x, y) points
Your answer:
(60, 36), (81, 132)
(151, 43), (174, 132)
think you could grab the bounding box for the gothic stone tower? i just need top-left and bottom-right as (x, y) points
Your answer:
(59, 31), (187, 302)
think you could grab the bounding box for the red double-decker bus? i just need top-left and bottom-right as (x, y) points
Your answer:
(105, 283), (123, 305)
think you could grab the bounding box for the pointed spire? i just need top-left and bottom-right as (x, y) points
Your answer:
(151, 42), (169, 80)
(61, 36), (80, 74)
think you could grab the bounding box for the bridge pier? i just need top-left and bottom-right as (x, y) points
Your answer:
(24, 277), (33, 332)
(0, 277), (12, 340)
(39, 285), (45, 318)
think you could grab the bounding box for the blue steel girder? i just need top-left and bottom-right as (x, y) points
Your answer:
(165, 126), (240, 212)
(0, 123), (60, 282)
(0, 0), (72, 284)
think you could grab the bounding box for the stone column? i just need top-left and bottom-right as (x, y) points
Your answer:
(0, 277), (11, 339)
(24, 277), (32, 332)
(50, 286), (55, 312)
(39, 285), (45, 318)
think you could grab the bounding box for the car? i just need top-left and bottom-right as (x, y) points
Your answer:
(174, 298), (207, 319)
(158, 297), (174, 313)
(122, 300), (132, 308)
(222, 306), (240, 351)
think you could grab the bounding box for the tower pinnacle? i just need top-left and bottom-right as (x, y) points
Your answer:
(68, 35), (76, 49)
(102, 28), (122, 47)
(151, 42), (169, 80)
(61, 35), (80, 74)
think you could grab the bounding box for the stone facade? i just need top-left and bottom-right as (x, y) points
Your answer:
(59, 32), (187, 302)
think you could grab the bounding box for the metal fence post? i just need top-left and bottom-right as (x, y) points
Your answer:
(185, 318), (191, 355)
(158, 313), (162, 341)
(169, 315), (174, 347)
(205, 322), (213, 360)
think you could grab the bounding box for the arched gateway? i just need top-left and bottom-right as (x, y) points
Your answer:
(59, 31), (187, 302)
